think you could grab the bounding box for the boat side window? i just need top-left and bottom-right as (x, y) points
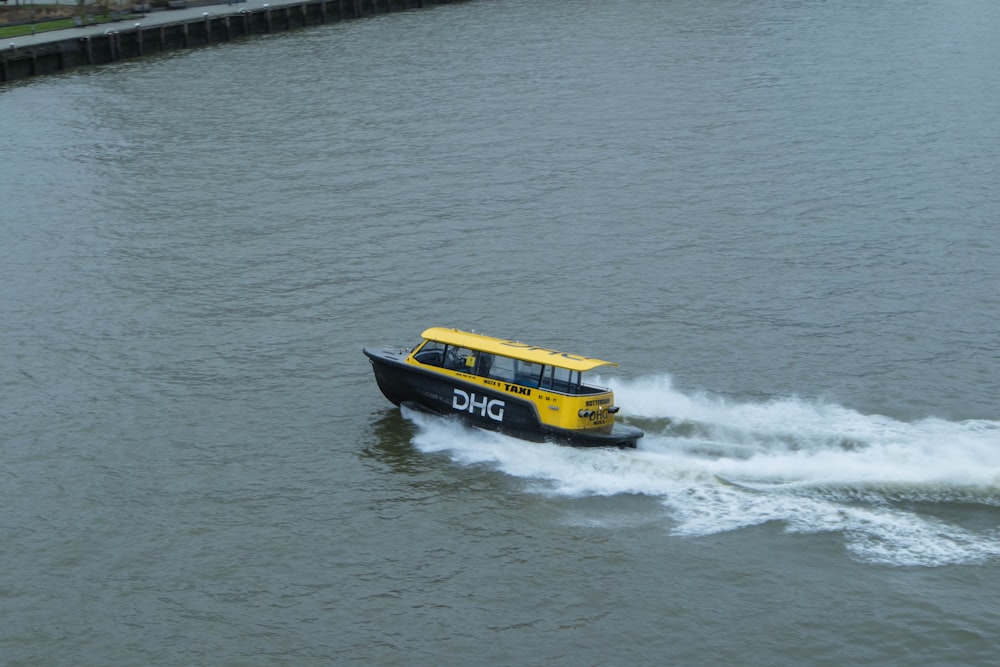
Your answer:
(444, 346), (477, 373)
(476, 353), (495, 378)
(485, 355), (516, 383)
(413, 340), (445, 366)
(541, 365), (572, 392)
(514, 360), (543, 388)
(485, 355), (542, 388)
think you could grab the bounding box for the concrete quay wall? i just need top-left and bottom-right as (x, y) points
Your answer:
(1, 0), (466, 84)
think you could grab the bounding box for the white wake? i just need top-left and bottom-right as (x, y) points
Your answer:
(401, 374), (1000, 567)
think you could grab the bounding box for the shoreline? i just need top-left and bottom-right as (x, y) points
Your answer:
(2, 0), (467, 85)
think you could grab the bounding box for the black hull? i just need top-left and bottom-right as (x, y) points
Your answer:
(364, 347), (642, 449)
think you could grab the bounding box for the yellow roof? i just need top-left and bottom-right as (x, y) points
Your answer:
(420, 328), (618, 372)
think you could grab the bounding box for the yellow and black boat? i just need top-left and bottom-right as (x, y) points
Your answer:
(364, 327), (644, 448)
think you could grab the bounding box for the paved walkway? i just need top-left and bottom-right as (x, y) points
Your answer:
(3, 0), (301, 51)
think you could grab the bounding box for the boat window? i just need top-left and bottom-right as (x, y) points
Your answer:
(413, 340), (445, 366)
(540, 365), (574, 393)
(485, 355), (516, 383)
(485, 355), (542, 388)
(476, 353), (495, 378)
(515, 360), (543, 388)
(444, 346), (477, 373)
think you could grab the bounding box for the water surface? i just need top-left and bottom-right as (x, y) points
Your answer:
(2, 0), (999, 664)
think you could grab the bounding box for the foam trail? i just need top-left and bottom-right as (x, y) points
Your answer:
(401, 376), (1000, 567)
(608, 375), (1000, 493)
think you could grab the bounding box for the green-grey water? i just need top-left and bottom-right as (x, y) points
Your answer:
(2, 0), (999, 664)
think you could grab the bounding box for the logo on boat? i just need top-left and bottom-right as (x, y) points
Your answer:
(452, 389), (505, 422)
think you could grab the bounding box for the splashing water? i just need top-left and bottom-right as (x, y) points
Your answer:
(402, 375), (1000, 567)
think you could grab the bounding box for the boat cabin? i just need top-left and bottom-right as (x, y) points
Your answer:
(406, 327), (621, 431)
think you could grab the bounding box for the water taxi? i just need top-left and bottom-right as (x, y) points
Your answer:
(364, 327), (644, 448)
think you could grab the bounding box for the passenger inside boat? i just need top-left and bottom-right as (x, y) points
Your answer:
(444, 346), (477, 372)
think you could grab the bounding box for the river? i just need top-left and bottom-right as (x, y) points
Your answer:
(2, 0), (999, 664)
